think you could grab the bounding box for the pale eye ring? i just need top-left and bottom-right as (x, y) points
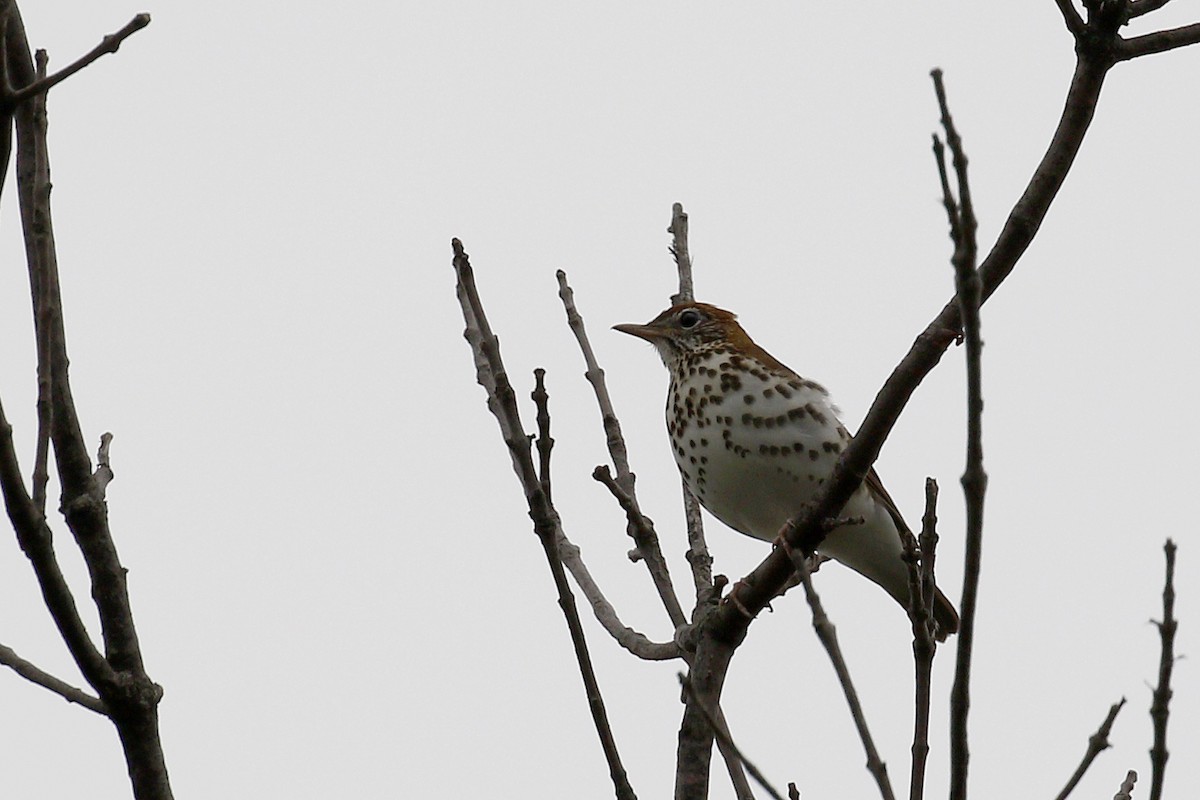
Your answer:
(678, 309), (702, 328)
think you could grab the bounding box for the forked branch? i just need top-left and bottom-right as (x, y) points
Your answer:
(0, 5), (170, 798)
(2, 13), (150, 108)
(675, 3), (1200, 795)
(453, 240), (637, 800)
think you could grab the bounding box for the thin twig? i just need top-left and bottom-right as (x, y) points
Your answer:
(932, 67), (986, 800)
(665, 203), (714, 602)
(556, 270), (687, 629)
(668, 202), (694, 305)
(0, 643), (107, 715)
(532, 370), (553, 503)
(1053, 0), (1087, 37)
(4, 14), (151, 107)
(786, 544), (896, 800)
(459, 282), (676, 661)
(29, 49), (51, 515)
(917, 480), (941, 650)
(557, 531), (680, 660)
(1148, 539), (1177, 800)
(1054, 698), (1126, 800)
(0, 398), (111, 688)
(94, 432), (114, 499)
(906, 479), (939, 800)
(453, 240), (637, 800)
(1114, 770), (1137, 800)
(677, 672), (786, 800)
(710, 704), (756, 800)
(682, 484), (713, 601)
(593, 465), (664, 558)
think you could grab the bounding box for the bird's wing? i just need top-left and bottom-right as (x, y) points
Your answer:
(863, 466), (912, 536)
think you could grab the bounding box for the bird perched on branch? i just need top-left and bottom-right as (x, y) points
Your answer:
(616, 301), (959, 640)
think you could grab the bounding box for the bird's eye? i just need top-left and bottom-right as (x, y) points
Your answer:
(678, 309), (702, 328)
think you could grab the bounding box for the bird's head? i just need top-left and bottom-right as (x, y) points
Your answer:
(613, 302), (747, 368)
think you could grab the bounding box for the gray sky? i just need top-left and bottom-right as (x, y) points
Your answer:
(1, 2), (1197, 798)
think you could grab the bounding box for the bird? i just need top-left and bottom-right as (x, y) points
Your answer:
(615, 301), (959, 640)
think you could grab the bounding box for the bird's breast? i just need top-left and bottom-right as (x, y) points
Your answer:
(666, 354), (848, 541)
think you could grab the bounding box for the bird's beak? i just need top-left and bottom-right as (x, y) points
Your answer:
(613, 322), (665, 342)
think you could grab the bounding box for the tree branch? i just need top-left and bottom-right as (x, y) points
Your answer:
(1054, 698), (1126, 800)
(529, 369), (637, 800)
(668, 202), (694, 306)
(1148, 539), (1177, 800)
(557, 270), (687, 629)
(666, 203), (714, 602)
(675, 10), (1155, 789)
(1053, 0), (1087, 38)
(906, 478), (940, 800)
(677, 673), (785, 800)
(930, 67), (988, 800)
(675, 640), (735, 799)
(2, 13), (150, 108)
(1118, 22), (1200, 59)
(0, 397), (114, 689)
(1, 6), (171, 796)
(453, 240), (637, 800)
(1114, 770), (1137, 800)
(1128, 0), (1173, 19)
(789, 546), (896, 800)
(0, 643), (107, 715)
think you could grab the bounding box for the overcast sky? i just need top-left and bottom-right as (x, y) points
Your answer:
(0, 2), (1197, 798)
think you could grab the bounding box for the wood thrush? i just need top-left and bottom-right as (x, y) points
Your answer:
(616, 302), (959, 640)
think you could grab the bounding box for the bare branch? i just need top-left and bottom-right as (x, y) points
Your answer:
(1148, 539), (1177, 800)
(559, 534), (680, 660)
(1128, 0), (1174, 20)
(27, 47), (51, 516)
(682, 481), (713, 600)
(556, 270), (686, 629)
(3, 14), (151, 107)
(532, 370), (553, 503)
(453, 241), (637, 800)
(675, 640), (735, 798)
(1053, 0), (1087, 37)
(906, 479), (940, 800)
(664, 203), (713, 601)
(711, 704), (755, 800)
(0, 395), (112, 695)
(13, 19), (148, 682)
(787, 543), (896, 800)
(94, 432), (114, 500)
(932, 67), (988, 800)
(677, 673), (786, 800)
(1054, 698), (1126, 800)
(1114, 770), (1137, 800)
(1118, 22), (1200, 59)
(668, 202), (694, 305)
(593, 465), (663, 556)
(0, 643), (107, 715)
(3, 10), (172, 794)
